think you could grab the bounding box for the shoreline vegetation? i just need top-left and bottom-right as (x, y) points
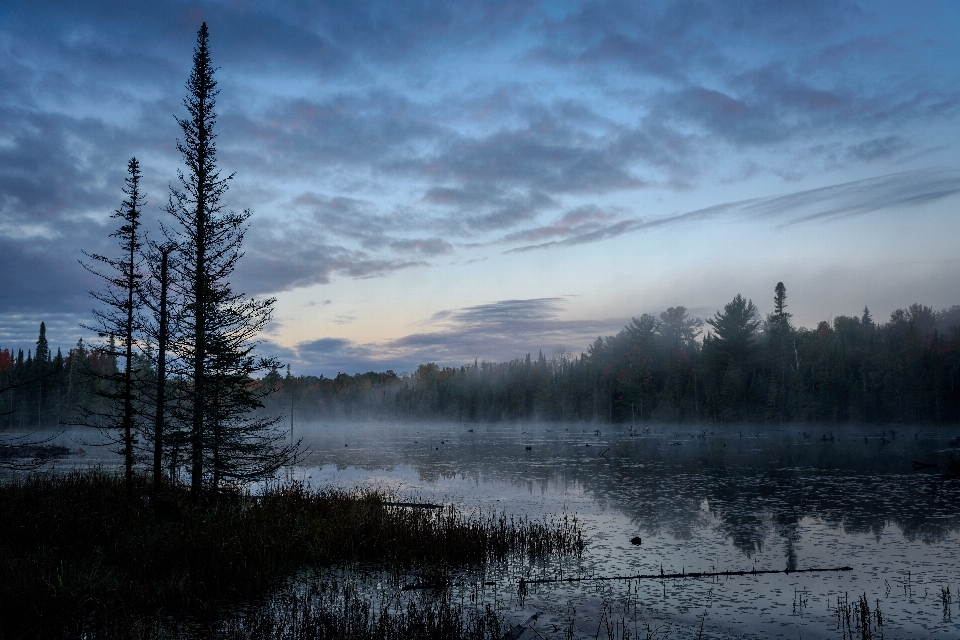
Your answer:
(3, 297), (960, 432)
(0, 471), (584, 638)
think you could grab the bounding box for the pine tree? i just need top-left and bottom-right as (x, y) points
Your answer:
(166, 23), (296, 494)
(767, 282), (793, 421)
(704, 294), (760, 420)
(81, 158), (146, 486)
(35, 322), (48, 425)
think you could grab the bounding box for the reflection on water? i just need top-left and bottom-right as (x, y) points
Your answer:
(289, 422), (960, 638)
(17, 422), (960, 638)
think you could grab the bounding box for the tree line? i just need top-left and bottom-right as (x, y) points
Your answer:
(259, 286), (960, 425)
(0, 326), (118, 430)
(1, 24), (296, 489)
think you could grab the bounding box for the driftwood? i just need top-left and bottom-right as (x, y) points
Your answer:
(401, 566), (853, 592)
(383, 502), (444, 509)
(519, 565), (853, 586)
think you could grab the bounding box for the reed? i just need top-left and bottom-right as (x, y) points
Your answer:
(0, 471), (583, 638)
(214, 579), (505, 640)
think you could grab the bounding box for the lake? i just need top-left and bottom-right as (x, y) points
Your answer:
(287, 421), (960, 639)
(26, 421), (960, 638)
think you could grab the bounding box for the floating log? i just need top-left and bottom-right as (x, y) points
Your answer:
(519, 565), (852, 586)
(383, 502), (444, 509)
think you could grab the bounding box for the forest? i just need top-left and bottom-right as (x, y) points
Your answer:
(5, 288), (960, 431)
(260, 287), (960, 425)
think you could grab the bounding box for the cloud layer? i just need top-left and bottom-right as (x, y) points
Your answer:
(286, 297), (625, 374)
(2, 1), (960, 355)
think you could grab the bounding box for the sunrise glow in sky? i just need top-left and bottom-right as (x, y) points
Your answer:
(2, 1), (960, 374)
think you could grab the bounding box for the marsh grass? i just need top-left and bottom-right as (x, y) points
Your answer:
(0, 471), (583, 638)
(213, 579), (506, 640)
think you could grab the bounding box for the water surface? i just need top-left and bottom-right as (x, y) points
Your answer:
(20, 421), (960, 638)
(290, 422), (960, 639)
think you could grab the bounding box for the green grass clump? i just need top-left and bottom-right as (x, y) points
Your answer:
(0, 471), (582, 638)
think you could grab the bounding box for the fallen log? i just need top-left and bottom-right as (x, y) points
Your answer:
(383, 502), (444, 509)
(519, 565), (852, 586)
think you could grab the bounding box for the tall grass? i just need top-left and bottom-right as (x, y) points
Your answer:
(215, 580), (506, 640)
(0, 471), (582, 638)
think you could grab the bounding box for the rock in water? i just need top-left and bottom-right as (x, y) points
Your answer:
(630, 536), (642, 546)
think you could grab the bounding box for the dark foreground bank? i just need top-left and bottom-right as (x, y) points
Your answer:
(0, 472), (583, 638)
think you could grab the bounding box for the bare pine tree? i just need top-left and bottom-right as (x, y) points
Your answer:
(140, 241), (178, 487)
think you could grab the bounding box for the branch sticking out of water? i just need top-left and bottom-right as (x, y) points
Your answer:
(520, 565), (853, 586)
(383, 502), (444, 509)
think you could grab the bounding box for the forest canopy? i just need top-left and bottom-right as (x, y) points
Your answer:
(250, 289), (960, 425)
(4, 288), (959, 427)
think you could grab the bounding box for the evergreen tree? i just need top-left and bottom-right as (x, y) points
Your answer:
(81, 158), (146, 486)
(704, 295), (761, 421)
(166, 23), (296, 494)
(657, 306), (703, 349)
(706, 295), (760, 365)
(35, 322), (48, 425)
(767, 282), (793, 421)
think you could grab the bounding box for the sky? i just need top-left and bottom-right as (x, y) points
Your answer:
(2, 1), (960, 376)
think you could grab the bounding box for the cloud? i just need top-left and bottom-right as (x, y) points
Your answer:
(299, 337), (354, 354)
(422, 186), (558, 234)
(222, 92), (445, 178)
(3, 0), (960, 349)
(402, 125), (650, 194)
(499, 205), (620, 244)
(0, 237), (101, 315)
(532, 0), (863, 76)
(505, 169), (960, 252)
(0, 108), (126, 229)
(747, 169), (960, 226)
(289, 297), (628, 375)
(237, 230), (428, 295)
(847, 136), (909, 161)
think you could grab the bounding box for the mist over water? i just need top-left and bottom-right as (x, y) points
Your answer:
(286, 421), (960, 638)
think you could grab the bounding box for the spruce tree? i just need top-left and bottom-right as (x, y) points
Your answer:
(768, 282), (793, 421)
(81, 158), (145, 486)
(166, 23), (295, 494)
(35, 322), (48, 425)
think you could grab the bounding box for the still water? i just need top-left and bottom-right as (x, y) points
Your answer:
(288, 421), (960, 639)
(25, 421), (960, 638)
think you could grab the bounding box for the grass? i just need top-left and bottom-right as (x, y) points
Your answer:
(213, 579), (506, 640)
(0, 471), (583, 639)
